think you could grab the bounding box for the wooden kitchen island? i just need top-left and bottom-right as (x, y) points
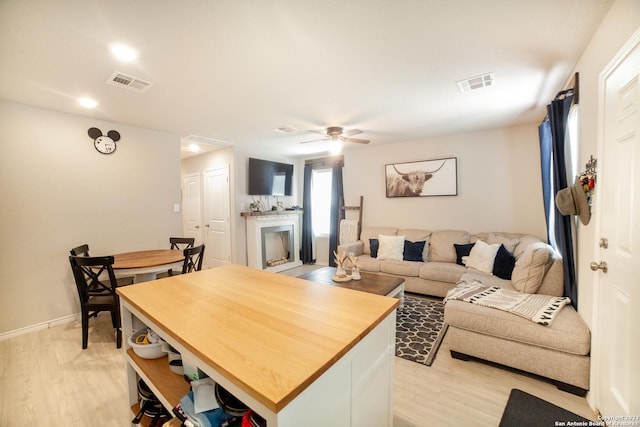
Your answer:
(117, 264), (398, 427)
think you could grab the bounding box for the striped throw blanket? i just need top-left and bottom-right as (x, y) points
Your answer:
(444, 280), (571, 326)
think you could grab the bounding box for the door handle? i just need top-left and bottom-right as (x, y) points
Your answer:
(590, 261), (608, 273)
(195, 225), (200, 229)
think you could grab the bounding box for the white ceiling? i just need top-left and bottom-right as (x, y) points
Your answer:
(0, 0), (614, 158)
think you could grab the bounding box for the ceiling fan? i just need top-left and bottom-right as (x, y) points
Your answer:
(299, 126), (370, 145)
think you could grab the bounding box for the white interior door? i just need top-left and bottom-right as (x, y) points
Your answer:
(595, 30), (640, 417)
(204, 166), (231, 268)
(182, 172), (202, 244)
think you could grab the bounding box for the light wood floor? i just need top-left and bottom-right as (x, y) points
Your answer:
(1, 274), (598, 426)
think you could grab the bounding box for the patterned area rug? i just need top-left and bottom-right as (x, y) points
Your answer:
(396, 295), (448, 366)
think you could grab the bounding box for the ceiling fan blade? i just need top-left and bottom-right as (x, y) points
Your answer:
(342, 128), (363, 137)
(343, 137), (370, 144)
(299, 137), (329, 144)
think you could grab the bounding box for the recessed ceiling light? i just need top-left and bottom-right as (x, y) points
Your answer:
(78, 97), (98, 108)
(108, 43), (139, 62)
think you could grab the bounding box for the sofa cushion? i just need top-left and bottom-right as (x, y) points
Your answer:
(377, 234), (405, 260)
(419, 261), (466, 283)
(358, 255), (381, 272)
(486, 232), (521, 253)
(444, 299), (591, 355)
(511, 242), (555, 293)
(398, 228), (431, 241)
(429, 230), (471, 263)
(454, 243), (474, 265)
(463, 240), (500, 274)
(461, 270), (516, 290)
(360, 227), (398, 255)
(493, 244), (516, 280)
(381, 259), (423, 276)
(403, 240), (426, 261)
(513, 235), (542, 259)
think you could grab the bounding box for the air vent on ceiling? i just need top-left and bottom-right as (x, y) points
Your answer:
(456, 72), (495, 93)
(106, 71), (153, 93)
(272, 125), (297, 133)
(181, 135), (233, 147)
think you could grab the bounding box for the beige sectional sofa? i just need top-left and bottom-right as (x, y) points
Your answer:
(337, 226), (591, 395)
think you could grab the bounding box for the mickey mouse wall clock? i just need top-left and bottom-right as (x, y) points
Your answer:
(88, 127), (121, 155)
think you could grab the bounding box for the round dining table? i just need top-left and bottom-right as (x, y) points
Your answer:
(112, 249), (185, 283)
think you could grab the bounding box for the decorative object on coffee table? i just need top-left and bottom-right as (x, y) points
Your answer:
(348, 252), (361, 280)
(298, 266), (404, 308)
(332, 250), (350, 280)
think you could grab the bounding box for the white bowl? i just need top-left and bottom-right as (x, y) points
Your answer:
(128, 328), (166, 359)
(167, 348), (183, 375)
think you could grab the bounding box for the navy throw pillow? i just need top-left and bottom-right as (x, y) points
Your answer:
(454, 243), (475, 265)
(369, 238), (379, 258)
(493, 244), (516, 280)
(403, 240), (426, 261)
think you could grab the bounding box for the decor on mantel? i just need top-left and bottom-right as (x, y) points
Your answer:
(385, 157), (457, 197)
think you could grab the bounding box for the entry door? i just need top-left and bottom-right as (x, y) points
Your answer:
(204, 166), (231, 268)
(595, 30), (640, 416)
(182, 173), (202, 243)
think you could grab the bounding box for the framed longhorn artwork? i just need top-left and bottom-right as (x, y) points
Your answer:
(385, 157), (457, 197)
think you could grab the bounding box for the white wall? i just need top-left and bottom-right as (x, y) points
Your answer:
(568, 0), (640, 329)
(0, 100), (182, 335)
(341, 123), (547, 238)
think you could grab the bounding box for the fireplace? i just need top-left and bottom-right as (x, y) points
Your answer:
(245, 213), (302, 272)
(261, 225), (294, 268)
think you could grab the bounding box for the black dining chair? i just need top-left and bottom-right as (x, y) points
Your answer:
(70, 244), (133, 286)
(169, 244), (205, 276)
(158, 237), (196, 278)
(69, 255), (122, 349)
(169, 237), (195, 251)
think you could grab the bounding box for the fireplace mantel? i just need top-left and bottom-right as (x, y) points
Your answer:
(240, 209), (303, 217)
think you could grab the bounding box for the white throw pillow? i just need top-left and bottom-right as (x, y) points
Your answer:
(377, 235), (405, 260)
(463, 240), (500, 274)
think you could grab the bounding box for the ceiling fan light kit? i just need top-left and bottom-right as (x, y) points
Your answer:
(298, 126), (370, 145)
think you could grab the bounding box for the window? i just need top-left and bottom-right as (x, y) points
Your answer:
(567, 106), (580, 179)
(311, 168), (332, 236)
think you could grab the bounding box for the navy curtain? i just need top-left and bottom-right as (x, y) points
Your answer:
(300, 164), (315, 264)
(538, 91), (577, 308)
(328, 163), (344, 267)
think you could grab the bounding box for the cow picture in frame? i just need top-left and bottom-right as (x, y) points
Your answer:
(385, 157), (457, 197)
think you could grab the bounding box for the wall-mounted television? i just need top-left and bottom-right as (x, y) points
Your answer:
(248, 157), (293, 196)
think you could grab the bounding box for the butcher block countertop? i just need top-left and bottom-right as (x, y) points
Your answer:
(117, 264), (398, 413)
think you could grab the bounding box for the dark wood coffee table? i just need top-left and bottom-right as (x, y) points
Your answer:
(298, 267), (404, 308)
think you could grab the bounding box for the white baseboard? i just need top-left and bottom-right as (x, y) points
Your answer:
(0, 313), (81, 341)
